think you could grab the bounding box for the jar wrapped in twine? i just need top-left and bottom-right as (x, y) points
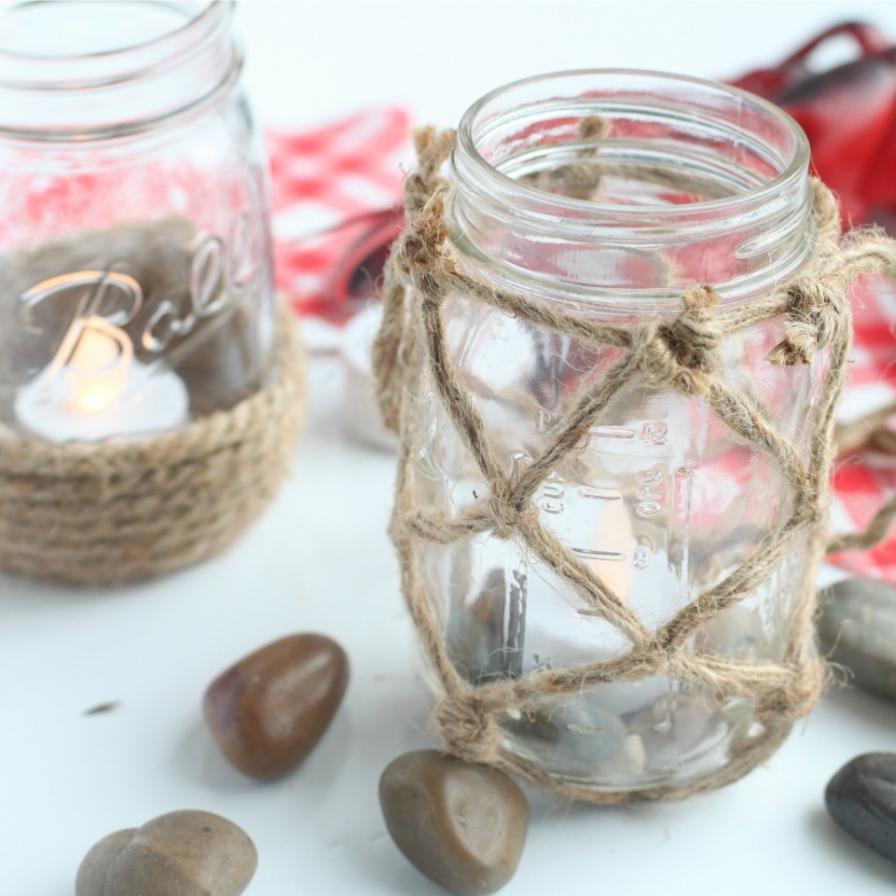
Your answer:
(0, 2), (303, 585)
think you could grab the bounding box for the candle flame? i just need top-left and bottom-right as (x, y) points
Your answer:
(75, 381), (122, 415)
(62, 316), (133, 415)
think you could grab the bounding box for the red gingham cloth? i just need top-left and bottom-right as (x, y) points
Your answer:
(267, 107), (410, 325)
(267, 108), (896, 581)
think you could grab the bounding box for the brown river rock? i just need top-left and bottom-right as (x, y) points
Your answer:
(203, 633), (349, 779)
(379, 750), (529, 896)
(76, 810), (256, 896)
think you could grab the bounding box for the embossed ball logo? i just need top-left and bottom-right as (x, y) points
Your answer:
(19, 215), (258, 415)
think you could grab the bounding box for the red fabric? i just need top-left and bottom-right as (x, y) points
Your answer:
(732, 22), (896, 233)
(266, 107), (410, 324)
(829, 275), (896, 580)
(732, 23), (896, 579)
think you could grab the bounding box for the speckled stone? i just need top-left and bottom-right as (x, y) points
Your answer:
(379, 750), (528, 896)
(826, 753), (896, 863)
(203, 633), (349, 779)
(818, 579), (896, 701)
(75, 810), (256, 896)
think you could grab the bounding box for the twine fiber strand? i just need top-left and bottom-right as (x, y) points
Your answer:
(375, 123), (896, 802)
(0, 303), (304, 585)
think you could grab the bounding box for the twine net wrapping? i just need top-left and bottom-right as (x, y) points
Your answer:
(0, 303), (304, 586)
(373, 125), (896, 802)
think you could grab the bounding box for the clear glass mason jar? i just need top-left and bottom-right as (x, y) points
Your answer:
(0, 0), (274, 441)
(409, 71), (822, 795)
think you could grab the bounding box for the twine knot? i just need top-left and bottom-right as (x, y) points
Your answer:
(769, 278), (841, 365)
(758, 659), (825, 723)
(434, 692), (502, 765)
(396, 193), (450, 296)
(796, 490), (825, 526)
(487, 491), (521, 540)
(632, 285), (721, 394)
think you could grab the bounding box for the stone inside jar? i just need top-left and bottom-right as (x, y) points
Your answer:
(0, 219), (272, 437)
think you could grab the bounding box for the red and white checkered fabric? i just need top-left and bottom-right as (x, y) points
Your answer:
(268, 108), (896, 581)
(266, 107), (411, 324)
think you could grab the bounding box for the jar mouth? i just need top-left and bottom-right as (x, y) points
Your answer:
(455, 68), (810, 225)
(450, 69), (813, 302)
(0, 1), (238, 140)
(0, 1), (218, 67)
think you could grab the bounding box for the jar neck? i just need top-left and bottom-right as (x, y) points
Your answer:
(448, 70), (813, 307)
(0, 1), (239, 142)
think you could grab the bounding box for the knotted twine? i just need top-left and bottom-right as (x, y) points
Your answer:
(373, 124), (896, 802)
(0, 302), (304, 586)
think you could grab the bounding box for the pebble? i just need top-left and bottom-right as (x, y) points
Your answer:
(203, 633), (349, 779)
(504, 694), (627, 777)
(817, 578), (896, 701)
(76, 810), (256, 896)
(446, 568), (525, 685)
(603, 733), (647, 776)
(825, 753), (896, 863)
(379, 750), (528, 896)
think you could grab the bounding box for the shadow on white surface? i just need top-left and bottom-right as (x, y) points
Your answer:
(348, 847), (448, 896)
(171, 718), (264, 794)
(805, 806), (896, 886)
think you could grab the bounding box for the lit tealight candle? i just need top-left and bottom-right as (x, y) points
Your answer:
(15, 313), (189, 442)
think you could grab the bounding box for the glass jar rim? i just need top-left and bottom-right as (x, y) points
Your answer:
(0, 1), (229, 91)
(455, 67), (810, 222)
(0, 0), (219, 66)
(450, 69), (815, 304)
(0, 1), (238, 141)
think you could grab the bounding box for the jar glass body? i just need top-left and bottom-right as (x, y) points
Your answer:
(0, 1), (274, 441)
(406, 71), (823, 794)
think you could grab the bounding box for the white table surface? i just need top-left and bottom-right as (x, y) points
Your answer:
(6, 2), (896, 894)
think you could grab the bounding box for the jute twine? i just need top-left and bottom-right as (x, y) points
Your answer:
(373, 123), (896, 802)
(0, 302), (304, 586)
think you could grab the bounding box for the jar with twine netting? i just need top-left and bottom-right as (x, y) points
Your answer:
(373, 70), (896, 802)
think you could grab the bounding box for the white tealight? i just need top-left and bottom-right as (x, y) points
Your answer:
(15, 316), (189, 442)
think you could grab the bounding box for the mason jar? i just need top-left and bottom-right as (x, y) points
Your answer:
(406, 71), (822, 796)
(0, 0), (274, 441)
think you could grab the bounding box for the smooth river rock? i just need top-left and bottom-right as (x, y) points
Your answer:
(379, 750), (528, 896)
(76, 810), (257, 896)
(817, 578), (896, 701)
(825, 753), (896, 863)
(203, 633), (349, 779)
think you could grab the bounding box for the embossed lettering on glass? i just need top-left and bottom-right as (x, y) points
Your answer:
(409, 71), (819, 794)
(0, 1), (274, 441)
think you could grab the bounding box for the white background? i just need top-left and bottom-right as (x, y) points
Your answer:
(239, 0), (896, 126)
(5, 2), (896, 894)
